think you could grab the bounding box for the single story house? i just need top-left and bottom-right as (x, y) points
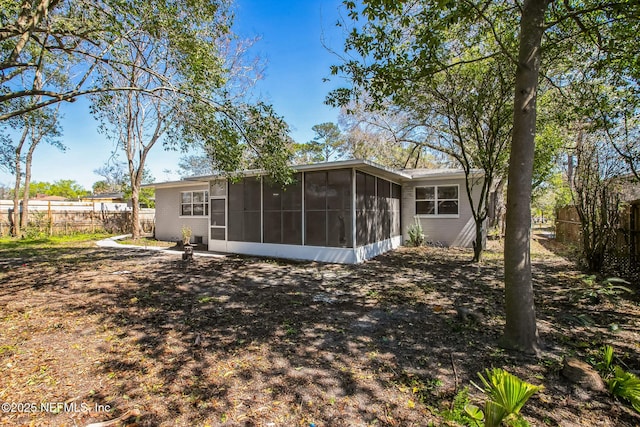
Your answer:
(147, 159), (485, 263)
(80, 192), (126, 204)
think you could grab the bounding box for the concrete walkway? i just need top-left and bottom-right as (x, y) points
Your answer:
(96, 235), (226, 258)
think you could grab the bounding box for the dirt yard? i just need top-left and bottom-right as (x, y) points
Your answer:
(0, 236), (638, 426)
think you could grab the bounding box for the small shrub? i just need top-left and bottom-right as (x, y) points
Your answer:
(595, 345), (640, 413)
(579, 275), (633, 303)
(181, 225), (192, 245)
(608, 367), (640, 412)
(407, 220), (425, 247)
(23, 211), (50, 238)
(471, 368), (543, 427)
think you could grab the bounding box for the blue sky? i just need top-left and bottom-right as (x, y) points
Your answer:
(0, 0), (347, 189)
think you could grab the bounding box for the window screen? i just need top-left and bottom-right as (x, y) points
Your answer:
(304, 169), (352, 248)
(263, 174), (302, 245)
(228, 177), (262, 242)
(355, 172), (398, 246)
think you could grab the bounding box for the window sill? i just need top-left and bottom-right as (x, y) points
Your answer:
(415, 214), (460, 219)
(179, 215), (208, 218)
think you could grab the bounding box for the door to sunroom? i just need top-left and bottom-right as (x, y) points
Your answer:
(208, 180), (227, 251)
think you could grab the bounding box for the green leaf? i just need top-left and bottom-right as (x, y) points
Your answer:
(608, 366), (640, 413)
(603, 277), (631, 285)
(478, 368), (543, 416)
(464, 403), (484, 421)
(484, 399), (507, 427)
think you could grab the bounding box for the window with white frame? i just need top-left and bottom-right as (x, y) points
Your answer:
(415, 185), (458, 216)
(181, 190), (209, 216)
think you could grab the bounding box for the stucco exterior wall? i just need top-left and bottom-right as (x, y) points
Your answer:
(401, 176), (483, 247)
(155, 184), (209, 244)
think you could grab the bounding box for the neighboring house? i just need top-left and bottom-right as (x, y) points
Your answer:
(81, 192), (126, 204)
(33, 194), (68, 201)
(146, 159), (486, 263)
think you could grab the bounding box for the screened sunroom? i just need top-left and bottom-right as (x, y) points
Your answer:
(149, 159), (485, 263)
(205, 162), (404, 263)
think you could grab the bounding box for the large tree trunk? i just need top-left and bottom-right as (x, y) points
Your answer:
(130, 186), (141, 239)
(501, 0), (549, 354)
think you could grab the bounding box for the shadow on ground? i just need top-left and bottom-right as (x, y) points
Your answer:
(0, 242), (638, 426)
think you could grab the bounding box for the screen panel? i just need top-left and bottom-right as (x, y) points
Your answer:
(327, 169), (351, 211)
(328, 211), (351, 247)
(263, 211), (282, 244)
(210, 228), (225, 240)
(244, 177), (261, 211)
(244, 211), (261, 242)
(281, 173), (302, 211)
(283, 211), (302, 245)
(305, 210), (327, 246)
(305, 171), (327, 210)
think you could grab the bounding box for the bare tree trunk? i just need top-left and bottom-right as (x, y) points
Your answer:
(126, 141), (152, 239)
(488, 178), (505, 232)
(11, 173), (21, 237)
(13, 48), (48, 237)
(130, 186), (141, 239)
(11, 128), (29, 237)
(472, 218), (484, 262)
(20, 139), (37, 229)
(567, 152), (574, 190)
(501, 0), (549, 354)
(126, 143), (143, 239)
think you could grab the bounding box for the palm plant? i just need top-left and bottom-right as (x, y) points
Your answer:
(407, 219), (425, 247)
(468, 368), (543, 427)
(608, 366), (640, 412)
(597, 346), (640, 414)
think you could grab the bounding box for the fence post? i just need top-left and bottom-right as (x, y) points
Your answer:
(47, 200), (53, 237)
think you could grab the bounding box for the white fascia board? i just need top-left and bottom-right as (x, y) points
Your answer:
(404, 169), (484, 180)
(142, 180), (209, 189)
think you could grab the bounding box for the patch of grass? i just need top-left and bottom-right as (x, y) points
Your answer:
(392, 371), (443, 405)
(117, 237), (175, 247)
(438, 387), (479, 426)
(0, 232), (113, 250)
(282, 320), (298, 336)
(0, 233), (114, 258)
(0, 344), (17, 357)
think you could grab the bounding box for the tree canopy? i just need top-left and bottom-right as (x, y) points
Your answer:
(16, 179), (89, 199)
(2, 0), (294, 238)
(1, 0), (233, 118)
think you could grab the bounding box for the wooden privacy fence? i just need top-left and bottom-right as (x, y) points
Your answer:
(556, 203), (640, 277)
(0, 200), (155, 237)
(555, 205), (582, 246)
